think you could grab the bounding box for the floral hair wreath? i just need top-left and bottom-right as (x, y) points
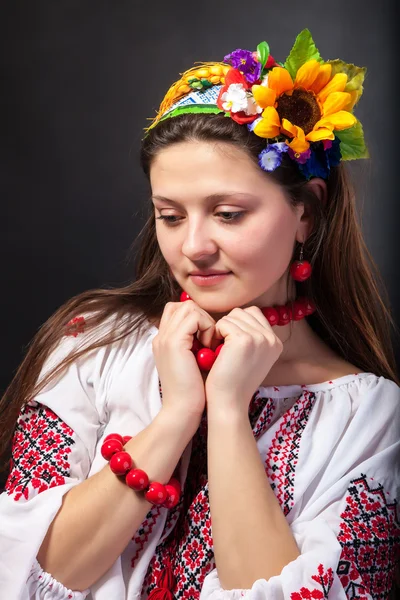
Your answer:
(144, 29), (369, 180)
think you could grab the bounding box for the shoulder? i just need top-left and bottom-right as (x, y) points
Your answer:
(39, 310), (156, 390)
(343, 375), (400, 497)
(351, 374), (400, 436)
(303, 356), (365, 385)
(323, 371), (400, 424)
(262, 354), (363, 387)
(32, 309), (158, 426)
(301, 374), (400, 506)
(299, 373), (400, 473)
(326, 374), (400, 475)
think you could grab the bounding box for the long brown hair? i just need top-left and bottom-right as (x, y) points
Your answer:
(1, 112), (399, 478)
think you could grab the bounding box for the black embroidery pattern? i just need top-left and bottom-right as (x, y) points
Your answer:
(141, 389), (277, 599)
(265, 390), (316, 516)
(337, 474), (400, 599)
(5, 402), (75, 501)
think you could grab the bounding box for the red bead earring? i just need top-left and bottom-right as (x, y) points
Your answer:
(290, 242), (312, 282)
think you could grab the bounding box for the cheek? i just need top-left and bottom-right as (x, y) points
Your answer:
(156, 225), (175, 262)
(232, 212), (296, 272)
(156, 230), (187, 285)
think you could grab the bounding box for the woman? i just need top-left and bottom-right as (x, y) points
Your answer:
(0, 29), (399, 599)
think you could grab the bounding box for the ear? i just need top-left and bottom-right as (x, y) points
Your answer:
(295, 177), (327, 243)
(305, 177), (328, 206)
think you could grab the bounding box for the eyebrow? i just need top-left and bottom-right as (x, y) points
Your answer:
(151, 193), (257, 205)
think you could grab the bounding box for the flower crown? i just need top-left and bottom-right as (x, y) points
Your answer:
(144, 29), (368, 180)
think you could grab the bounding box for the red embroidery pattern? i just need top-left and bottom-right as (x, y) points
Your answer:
(336, 474), (400, 599)
(5, 402), (75, 501)
(65, 316), (85, 337)
(142, 407), (214, 599)
(141, 387), (279, 599)
(290, 564), (334, 599)
(131, 380), (182, 570)
(265, 390), (316, 516)
(249, 392), (275, 439)
(156, 377), (187, 547)
(130, 506), (162, 569)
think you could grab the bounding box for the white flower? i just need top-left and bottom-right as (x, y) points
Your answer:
(258, 143), (289, 172)
(261, 73), (269, 87)
(221, 83), (248, 113)
(259, 148), (282, 172)
(244, 95), (263, 116)
(272, 142), (289, 153)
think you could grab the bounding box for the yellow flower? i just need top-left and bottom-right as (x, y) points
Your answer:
(252, 60), (357, 153)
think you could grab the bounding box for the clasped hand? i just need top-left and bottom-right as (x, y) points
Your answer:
(152, 299), (283, 419)
(203, 305), (283, 413)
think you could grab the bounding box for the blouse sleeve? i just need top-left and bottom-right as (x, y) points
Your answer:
(200, 376), (400, 600)
(0, 325), (106, 599)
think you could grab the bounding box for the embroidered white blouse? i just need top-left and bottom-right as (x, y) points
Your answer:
(0, 313), (399, 600)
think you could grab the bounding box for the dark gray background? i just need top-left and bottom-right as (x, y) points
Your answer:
(1, 0), (399, 394)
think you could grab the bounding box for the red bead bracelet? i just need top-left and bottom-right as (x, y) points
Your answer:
(101, 433), (181, 509)
(180, 291), (316, 372)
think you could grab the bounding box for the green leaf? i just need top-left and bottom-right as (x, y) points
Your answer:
(336, 121), (369, 160)
(257, 41), (270, 70)
(284, 29), (322, 79)
(327, 59), (367, 110)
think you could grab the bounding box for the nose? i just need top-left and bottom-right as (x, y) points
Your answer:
(181, 218), (218, 261)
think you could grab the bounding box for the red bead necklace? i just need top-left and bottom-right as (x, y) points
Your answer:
(181, 291), (316, 372)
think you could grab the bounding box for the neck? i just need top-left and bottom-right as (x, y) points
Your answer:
(273, 317), (321, 363)
(207, 307), (318, 361)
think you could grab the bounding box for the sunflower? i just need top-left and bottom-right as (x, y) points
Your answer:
(251, 59), (357, 153)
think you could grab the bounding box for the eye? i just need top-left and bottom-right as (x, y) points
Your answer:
(155, 215), (181, 225)
(155, 211), (245, 226)
(218, 212), (245, 223)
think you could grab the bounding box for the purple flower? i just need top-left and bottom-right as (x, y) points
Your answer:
(296, 138), (342, 180)
(258, 143), (289, 172)
(223, 49), (261, 84)
(326, 136), (342, 166)
(288, 147), (312, 164)
(298, 149), (329, 180)
(247, 117), (263, 132)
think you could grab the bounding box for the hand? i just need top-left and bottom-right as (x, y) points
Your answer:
(205, 306), (283, 414)
(152, 300), (217, 422)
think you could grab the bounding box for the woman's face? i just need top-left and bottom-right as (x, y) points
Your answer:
(150, 140), (307, 320)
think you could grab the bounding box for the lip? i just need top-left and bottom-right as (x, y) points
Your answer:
(189, 270), (230, 276)
(189, 272), (232, 286)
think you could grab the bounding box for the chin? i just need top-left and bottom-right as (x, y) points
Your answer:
(198, 300), (235, 313)
(181, 278), (261, 313)
(194, 295), (251, 316)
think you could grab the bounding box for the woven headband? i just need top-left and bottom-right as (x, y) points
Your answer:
(144, 29), (368, 180)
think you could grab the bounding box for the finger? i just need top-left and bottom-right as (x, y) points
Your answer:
(179, 301), (217, 348)
(161, 301), (216, 349)
(156, 301), (182, 339)
(217, 315), (266, 342)
(160, 301), (197, 340)
(242, 306), (275, 331)
(226, 308), (272, 338)
(186, 309), (216, 349)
